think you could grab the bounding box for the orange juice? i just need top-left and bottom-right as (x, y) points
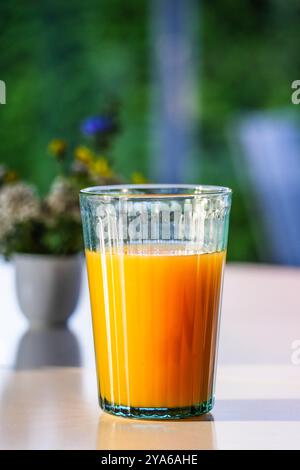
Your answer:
(86, 245), (225, 411)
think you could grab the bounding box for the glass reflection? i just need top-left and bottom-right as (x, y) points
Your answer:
(96, 412), (216, 450)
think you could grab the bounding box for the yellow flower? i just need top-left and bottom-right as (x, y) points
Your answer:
(4, 170), (18, 183)
(91, 158), (112, 178)
(131, 171), (147, 184)
(74, 146), (94, 165)
(48, 139), (67, 158)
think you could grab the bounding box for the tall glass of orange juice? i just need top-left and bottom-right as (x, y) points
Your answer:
(80, 185), (231, 419)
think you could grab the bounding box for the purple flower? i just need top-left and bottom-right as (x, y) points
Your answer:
(81, 116), (115, 136)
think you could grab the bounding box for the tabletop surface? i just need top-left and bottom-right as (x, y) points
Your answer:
(0, 260), (300, 450)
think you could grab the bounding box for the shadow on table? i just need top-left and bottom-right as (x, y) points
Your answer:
(96, 412), (217, 450)
(213, 399), (300, 421)
(14, 327), (81, 369)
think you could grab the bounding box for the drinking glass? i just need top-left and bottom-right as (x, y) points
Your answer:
(80, 184), (232, 419)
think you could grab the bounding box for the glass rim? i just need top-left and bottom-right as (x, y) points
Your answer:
(79, 184), (232, 198)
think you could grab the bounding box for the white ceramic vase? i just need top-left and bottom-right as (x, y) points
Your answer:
(14, 253), (82, 328)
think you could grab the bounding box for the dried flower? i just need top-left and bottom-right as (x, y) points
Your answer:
(0, 182), (40, 240)
(48, 139), (67, 158)
(45, 177), (80, 221)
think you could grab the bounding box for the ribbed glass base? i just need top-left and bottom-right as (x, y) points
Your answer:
(100, 397), (215, 420)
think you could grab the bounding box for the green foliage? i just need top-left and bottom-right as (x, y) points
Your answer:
(201, 0), (300, 134)
(0, 0), (148, 194)
(0, 1), (299, 261)
(1, 218), (83, 258)
(38, 217), (83, 256)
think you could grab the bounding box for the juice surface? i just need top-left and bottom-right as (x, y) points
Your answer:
(86, 245), (225, 409)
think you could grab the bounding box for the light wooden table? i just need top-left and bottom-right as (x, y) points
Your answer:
(0, 261), (300, 449)
(1, 366), (300, 450)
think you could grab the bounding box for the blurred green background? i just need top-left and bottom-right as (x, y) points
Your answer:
(1, 0), (300, 262)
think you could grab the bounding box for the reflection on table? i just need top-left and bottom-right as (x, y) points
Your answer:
(96, 412), (216, 450)
(15, 327), (81, 370)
